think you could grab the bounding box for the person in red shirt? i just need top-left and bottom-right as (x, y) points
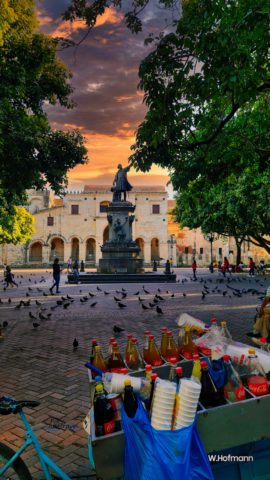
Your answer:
(192, 259), (197, 280)
(249, 257), (255, 276)
(221, 257), (229, 277)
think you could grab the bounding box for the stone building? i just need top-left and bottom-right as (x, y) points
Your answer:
(0, 186), (172, 266)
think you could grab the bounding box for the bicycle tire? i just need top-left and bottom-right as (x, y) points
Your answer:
(0, 442), (32, 480)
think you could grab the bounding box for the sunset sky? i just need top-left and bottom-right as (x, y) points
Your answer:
(37, 0), (178, 190)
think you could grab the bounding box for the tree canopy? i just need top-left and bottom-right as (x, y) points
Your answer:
(0, 0), (88, 227)
(0, 207), (35, 244)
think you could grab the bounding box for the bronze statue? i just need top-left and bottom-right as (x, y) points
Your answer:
(111, 164), (132, 202)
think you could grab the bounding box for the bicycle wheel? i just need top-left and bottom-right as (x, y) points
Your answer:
(0, 442), (32, 480)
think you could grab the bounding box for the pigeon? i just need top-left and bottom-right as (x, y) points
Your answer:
(158, 288), (162, 293)
(56, 300), (63, 306)
(61, 296), (67, 301)
(113, 325), (125, 333)
(118, 302), (126, 308)
(143, 287), (150, 294)
(43, 292), (48, 296)
(156, 306), (164, 314)
(134, 291), (140, 295)
(156, 295), (164, 301)
(73, 338), (79, 351)
(29, 312), (37, 320)
(63, 303), (70, 309)
(121, 292), (127, 299)
(201, 292), (206, 300)
(223, 291), (228, 296)
(24, 299), (31, 306)
(88, 292), (95, 297)
(28, 287), (32, 291)
(142, 304), (149, 310)
(39, 313), (46, 320)
(90, 302), (97, 307)
(153, 298), (159, 304)
(67, 295), (74, 300)
(8, 298), (11, 304)
(171, 293), (175, 298)
(25, 292), (30, 297)
(46, 313), (52, 319)
(36, 300), (41, 306)
(80, 298), (85, 303)
(83, 296), (89, 301)
(97, 286), (102, 291)
(37, 288), (43, 292)
(183, 293), (187, 297)
(149, 302), (155, 308)
(104, 291), (110, 295)
(114, 296), (121, 302)
(33, 322), (40, 329)
(138, 296), (143, 302)
(3, 321), (8, 328)
(15, 304), (22, 309)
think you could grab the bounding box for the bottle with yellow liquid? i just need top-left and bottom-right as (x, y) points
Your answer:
(92, 345), (107, 379)
(181, 326), (198, 359)
(160, 327), (168, 357)
(191, 353), (201, 383)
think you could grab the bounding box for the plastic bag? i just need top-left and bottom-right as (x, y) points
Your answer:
(122, 401), (214, 480)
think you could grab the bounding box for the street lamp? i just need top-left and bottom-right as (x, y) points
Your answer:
(167, 234), (176, 265)
(203, 232), (219, 265)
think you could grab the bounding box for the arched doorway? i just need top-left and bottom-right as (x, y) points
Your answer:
(86, 238), (96, 261)
(29, 242), (42, 262)
(50, 237), (64, 262)
(151, 238), (160, 261)
(103, 226), (109, 244)
(135, 238), (144, 259)
(71, 237), (80, 261)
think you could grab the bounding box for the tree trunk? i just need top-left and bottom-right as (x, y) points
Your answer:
(236, 243), (242, 265)
(249, 236), (270, 255)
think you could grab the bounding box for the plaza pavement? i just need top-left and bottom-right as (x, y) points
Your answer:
(0, 267), (268, 479)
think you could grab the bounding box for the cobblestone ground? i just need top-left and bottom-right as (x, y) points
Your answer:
(0, 268), (268, 479)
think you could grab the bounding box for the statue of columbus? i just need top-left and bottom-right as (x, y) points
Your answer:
(111, 164), (133, 202)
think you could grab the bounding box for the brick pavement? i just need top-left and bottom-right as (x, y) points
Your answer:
(0, 268), (268, 478)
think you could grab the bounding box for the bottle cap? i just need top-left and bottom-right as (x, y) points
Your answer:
(109, 337), (116, 342)
(204, 324), (210, 329)
(169, 358), (178, 364)
(112, 342), (118, 347)
(161, 327), (167, 332)
(193, 354), (200, 360)
(200, 361), (208, 368)
(92, 339), (97, 344)
(95, 376), (102, 381)
(144, 330), (150, 335)
(95, 345), (101, 351)
(221, 321), (227, 326)
(121, 368), (129, 374)
(211, 319), (217, 324)
(145, 365), (152, 371)
(96, 384), (103, 392)
(223, 355), (230, 361)
(167, 331), (172, 336)
(248, 348), (256, 354)
(260, 337), (267, 343)
(176, 367), (183, 374)
(124, 379), (132, 386)
(149, 335), (154, 340)
(127, 334), (132, 339)
(132, 338), (137, 343)
(151, 373), (158, 380)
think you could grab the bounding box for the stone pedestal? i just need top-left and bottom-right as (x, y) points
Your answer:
(98, 201), (143, 274)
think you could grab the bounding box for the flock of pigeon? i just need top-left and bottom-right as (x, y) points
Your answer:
(0, 271), (268, 347)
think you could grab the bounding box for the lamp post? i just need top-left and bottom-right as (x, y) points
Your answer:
(167, 234), (176, 265)
(203, 232), (219, 265)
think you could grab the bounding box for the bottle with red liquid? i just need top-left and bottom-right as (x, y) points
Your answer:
(94, 384), (116, 436)
(148, 335), (162, 366)
(223, 355), (246, 402)
(160, 327), (168, 357)
(143, 330), (151, 363)
(245, 348), (269, 396)
(199, 361), (225, 408)
(181, 326), (198, 359)
(164, 331), (179, 362)
(108, 342), (125, 372)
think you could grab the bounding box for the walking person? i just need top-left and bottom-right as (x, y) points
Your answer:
(50, 258), (61, 294)
(72, 259), (80, 284)
(249, 257), (255, 276)
(221, 257), (229, 277)
(192, 259), (197, 280)
(67, 257), (72, 273)
(4, 266), (18, 288)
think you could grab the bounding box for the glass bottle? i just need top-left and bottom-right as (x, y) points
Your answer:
(148, 335), (163, 366)
(210, 317), (220, 336)
(90, 339), (98, 363)
(199, 361), (225, 408)
(145, 364), (152, 380)
(245, 348), (269, 396)
(125, 334), (133, 366)
(125, 338), (140, 370)
(178, 326), (185, 353)
(220, 321), (232, 340)
(191, 353), (201, 383)
(143, 330), (151, 363)
(164, 331), (179, 362)
(123, 379), (138, 418)
(181, 326), (198, 359)
(160, 327), (168, 357)
(223, 355), (246, 402)
(108, 337), (116, 356)
(132, 338), (144, 369)
(94, 384), (115, 436)
(168, 358), (178, 381)
(108, 342), (125, 372)
(92, 345), (107, 379)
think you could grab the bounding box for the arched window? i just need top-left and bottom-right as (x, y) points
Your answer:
(135, 238), (144, 259)
(71, 238), (80, 261)
(103, 226), (109, 244)
(29, 242), (42, 262)
(86, 238), (96, 261)
(50, 237), (64, 262)
(151, 238), (160, 261)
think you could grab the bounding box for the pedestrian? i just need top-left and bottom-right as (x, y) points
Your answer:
(247, 285), (270, 340)
(209, 262), (214, 273)
(80, 260), (85, 272)
(221, 257), (229, 277)
(67, 257), (72, 273)
(73, 259), (79, 276)
(217, 261), (222, 273)
(4, 266), (18, 288)
(50, 258), (61, 294)
(191, 259), (197, 280)
(249, 257), (255, 276)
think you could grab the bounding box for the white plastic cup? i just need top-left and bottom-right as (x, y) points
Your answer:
(110, 373), (142, 393)
(180, 378), (202, 393)
(151, 419), (172, 430)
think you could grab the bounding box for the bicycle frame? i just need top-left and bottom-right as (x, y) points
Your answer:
(0, 410), (71, 480)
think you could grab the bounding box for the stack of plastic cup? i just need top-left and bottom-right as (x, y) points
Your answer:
(174, 378), (201, 430)
(103, 372), (144, 393)
(151, 379), (176, 430)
